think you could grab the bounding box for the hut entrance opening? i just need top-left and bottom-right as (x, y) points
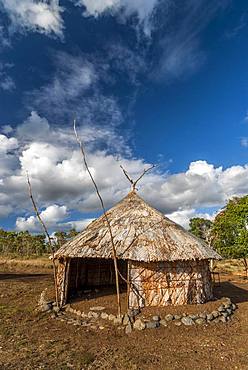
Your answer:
(67, 258), (127, 300)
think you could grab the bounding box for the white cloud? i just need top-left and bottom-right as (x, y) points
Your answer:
(0, 134), (18, 152)
(0, 25), (10, 49)
(0, 114), (248, 230)
(16, 204), (67, 231)
(0, 75), (15, 91)
(16, 111), (50, 141)
(0, 62), (15, 91)
(0, 0), (64, 37)
(166, 208), (214, 230)
(241, 137), (248, 147)
(73, 0), (159, 35)
(1, 125), (13, 134)
(58, 218), (94, 232)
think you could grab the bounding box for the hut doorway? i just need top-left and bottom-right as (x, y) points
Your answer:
(67, 258), (127, 300)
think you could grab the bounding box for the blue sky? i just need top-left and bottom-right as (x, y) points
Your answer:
(0, 0), (247, 232)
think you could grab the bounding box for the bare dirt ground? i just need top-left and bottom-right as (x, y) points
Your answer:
(0, 258), (248, 370)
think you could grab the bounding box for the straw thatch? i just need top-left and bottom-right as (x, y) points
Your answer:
(55, 191), (220, 262)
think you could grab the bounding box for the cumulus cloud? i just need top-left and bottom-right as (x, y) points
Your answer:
(58, 218), (94, 232)
(0, 134), (18, 152)
(0, 133), (19, 178)
(0, 0), (64, 37)
(167, 208), (214, 229)
(16, 204), (68, 231)
(0, 113), (248, 231)
(73, 0), (160, 35)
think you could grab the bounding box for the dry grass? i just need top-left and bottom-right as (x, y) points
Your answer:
(215, 259), (246, 276)
(0, 256), (246, 275)
(0, 255), (53, 272)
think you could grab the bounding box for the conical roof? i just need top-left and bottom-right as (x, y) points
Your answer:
(55, 191), (221, 262)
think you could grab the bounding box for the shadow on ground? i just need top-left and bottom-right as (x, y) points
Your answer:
(0, 273), (50, 281)
(214, 281), (248, 303)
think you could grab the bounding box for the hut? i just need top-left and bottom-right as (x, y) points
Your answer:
(54, 191), (221, 308)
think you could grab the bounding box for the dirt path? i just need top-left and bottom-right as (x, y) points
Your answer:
(0, 266), (248, 370)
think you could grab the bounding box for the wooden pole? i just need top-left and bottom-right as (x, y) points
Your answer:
(26, 172), (59, 308)
(127, 260), (130, 310)
(73, 120), (121, 317)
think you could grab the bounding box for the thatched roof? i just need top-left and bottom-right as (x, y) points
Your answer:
(55, 191), (221, 262)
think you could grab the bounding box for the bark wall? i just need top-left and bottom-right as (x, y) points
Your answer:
(57, 258), (70, 306)
(129, 260), (212, 308)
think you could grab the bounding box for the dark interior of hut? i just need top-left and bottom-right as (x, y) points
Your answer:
(67, 258), (127, 302)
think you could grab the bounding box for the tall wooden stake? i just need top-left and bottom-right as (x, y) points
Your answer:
(26, 172), (59, 308)
(73, 120), (121, 317)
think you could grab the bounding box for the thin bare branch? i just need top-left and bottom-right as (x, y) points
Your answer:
(120, 163), (156, 191)
(73, 119), (121, 316)
(26, 171), (59, 307)
(133, 164), (156, 189)
(120, 165), (134, 186)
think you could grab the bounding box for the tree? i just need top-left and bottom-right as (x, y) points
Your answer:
(54, 231), (67, 249)
(211, 195), (248, 278)
(189, 218), (213, 241)
(0, 229), (47, 256)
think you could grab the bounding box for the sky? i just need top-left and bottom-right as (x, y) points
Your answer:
(0, 0), (248, 233)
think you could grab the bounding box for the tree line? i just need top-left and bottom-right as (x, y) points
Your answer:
(0, 195), (247, 266)
(0, 228), (79, 256)
(189, 195), (248, 276)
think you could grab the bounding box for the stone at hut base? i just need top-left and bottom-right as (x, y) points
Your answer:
(113, 316), (123, 325)
(195, 318), (205, 325)
(223, 297), (231, 305)
(100, 312), (109, 320)
(219, 316), (227, 323)
(212, 317), (220, 324)
(174, 321), (182, 326)
(40, 302), (53, 312)
(133, 318), (146, 331)
(165, 314), (174, 321)
(188, 314), (198, 320)
(125, 322), (133, 334)
(88, 311), (98, 319)
(212, 311), (219, 318)
(218, 304), (225, 312)
(152, 315), (160, 322)
(174, 314), (182, 320)
(160, 319), (168, 327)
(108, 314), (116, 321)
(128, 308), (140, 318)
(181, 317), (194, 326)
(206, 313), (214, 321)
(122, 314), (131, 326)
(90, 306), (106, 311)
(146, 321), (159, 329)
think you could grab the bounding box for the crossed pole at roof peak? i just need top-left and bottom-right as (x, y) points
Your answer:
(120, 164), (156, 191)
